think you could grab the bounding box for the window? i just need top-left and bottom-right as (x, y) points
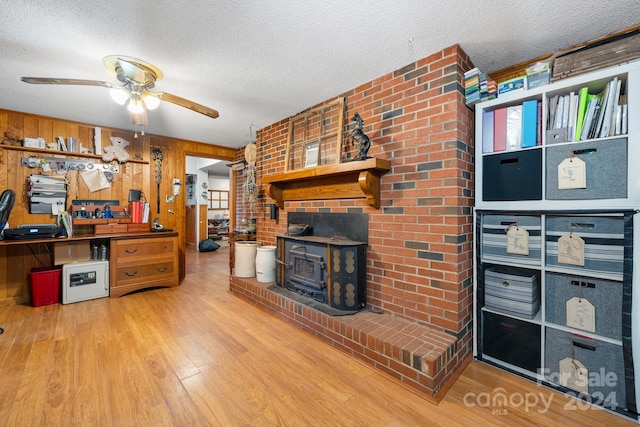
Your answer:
(208, 190), (229, 210)
(285, 97), (345, 171)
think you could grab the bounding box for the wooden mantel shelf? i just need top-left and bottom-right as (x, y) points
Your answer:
(262, 157), (391, 209)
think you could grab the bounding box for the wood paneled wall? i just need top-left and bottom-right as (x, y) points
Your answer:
(0, 109), (236, 305)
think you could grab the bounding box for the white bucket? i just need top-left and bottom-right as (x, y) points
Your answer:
(235, 241), (261, 278)
(255, 245), (277, 283)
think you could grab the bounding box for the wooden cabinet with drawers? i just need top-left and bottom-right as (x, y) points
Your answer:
(109, 233), (179, 297)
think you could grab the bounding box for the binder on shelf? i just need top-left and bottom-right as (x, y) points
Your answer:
(142, 202), (149, 223)
(580, 95), (599, 140)
(493, 107), (507, 152)
(482, 110), (494, 153)
(553, 95), (565, 130)
(573, 87), (589, 140)
(609, 80), (623, 135)
(505, 105), (522, 150)
(592, 81), (610, 139)
(600, 77), (620, 138)
(547, 95), (558, 130)
(521, 100), (538, 147)
(567, 92), (578, 141)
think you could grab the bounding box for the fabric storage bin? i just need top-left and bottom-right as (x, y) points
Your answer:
(545, 215), (624, 276)
(482, 148), (542, 201)
(485, 266), (540, 319)
(545, 272), (622, 340)
(546, 138), (627, 200)
(481, 214), (541, 267)
(545, 327), (626, 411)
(482, 311), (541, 373)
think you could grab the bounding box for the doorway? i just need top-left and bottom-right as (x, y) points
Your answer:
(185, 156), (232, 249)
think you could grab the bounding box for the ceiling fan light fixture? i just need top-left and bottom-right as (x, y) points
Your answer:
(131, 109), (148, 126)
(127, 97), (145, 114)
(142, 93), (160, 110)
(109, 87), (130, 105)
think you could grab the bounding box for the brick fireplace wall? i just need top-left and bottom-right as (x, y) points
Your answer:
(232, 44), (476, 395)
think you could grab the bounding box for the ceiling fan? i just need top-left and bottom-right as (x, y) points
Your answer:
(21, 55), (219, 127)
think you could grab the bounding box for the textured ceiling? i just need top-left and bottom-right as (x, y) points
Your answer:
(1, 1), (639, 152)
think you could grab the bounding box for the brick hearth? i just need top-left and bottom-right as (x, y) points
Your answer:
(230, 276), (463, 400)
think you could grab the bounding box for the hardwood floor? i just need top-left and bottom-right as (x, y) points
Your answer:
(0, 245), (634, 426)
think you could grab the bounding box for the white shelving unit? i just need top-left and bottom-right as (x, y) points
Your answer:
(473, 60), (640, 421)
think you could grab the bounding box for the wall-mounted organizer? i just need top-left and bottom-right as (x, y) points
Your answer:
(21, 157), (120, 173)
(27, 174), (67, 214)
(473, 60), (640, 421)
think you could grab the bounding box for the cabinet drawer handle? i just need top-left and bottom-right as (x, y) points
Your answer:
(572, 341), (596, 352)
(125, 270), (138, 277)
(156, 267), (168, 273)
(125, 248), (138, 254)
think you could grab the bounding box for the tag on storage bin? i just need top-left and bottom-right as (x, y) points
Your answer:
(559, 357), (589, 394)
(558, 234), (585, 266)
(558, 157), (586, 190)
(506, 225), (529, 255)
(566, 296), (595, 332)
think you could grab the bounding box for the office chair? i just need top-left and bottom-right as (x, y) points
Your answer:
(0, 189), (14, 332)
(0, 189), (16, 241)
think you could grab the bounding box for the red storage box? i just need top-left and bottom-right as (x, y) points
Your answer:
(29, 266), (61, 307)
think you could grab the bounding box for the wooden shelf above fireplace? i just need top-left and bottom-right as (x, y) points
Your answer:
(262, 157), (391, 209)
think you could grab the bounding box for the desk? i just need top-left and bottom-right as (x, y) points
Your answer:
(0, 232), (179, 305)
(229, 231), (256, 274)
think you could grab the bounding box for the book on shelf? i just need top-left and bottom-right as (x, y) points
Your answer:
(465, 68), (496, 105)
(57, 136), (67, 152)
(583, 94), (604, 140)
(593, 80), (611, 139)
(59, 211), (72, 237)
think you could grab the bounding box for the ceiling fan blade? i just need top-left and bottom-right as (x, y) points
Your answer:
(157, 92), (219, 119)
(21, 77), (114, 88)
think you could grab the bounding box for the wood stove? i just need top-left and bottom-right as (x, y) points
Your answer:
(276, 213), (368, 312)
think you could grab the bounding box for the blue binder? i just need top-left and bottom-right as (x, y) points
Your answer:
(521, 99), (538, 147)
